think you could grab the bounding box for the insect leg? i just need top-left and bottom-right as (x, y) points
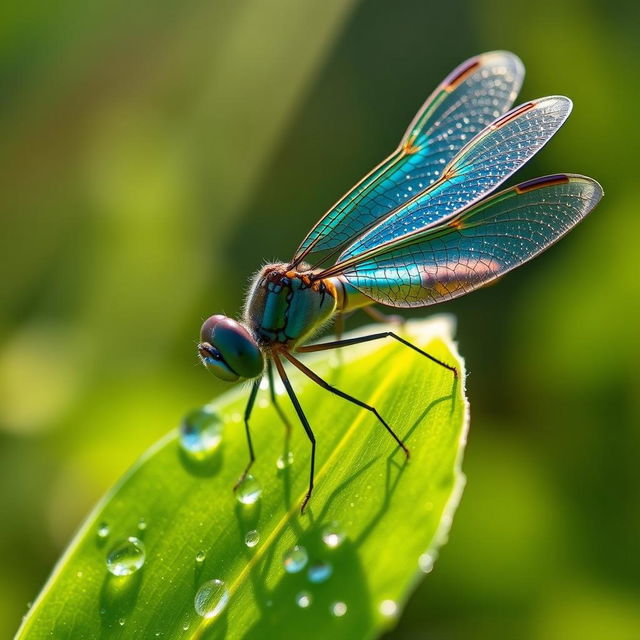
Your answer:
(273, 354), (316, 513)
(267, 360), (292, 434)
(281, 350), (409, 458)
(296, 331), (458, 378)
(233, 376), (261, 491)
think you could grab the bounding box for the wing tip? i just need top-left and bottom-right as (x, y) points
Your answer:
(491, 95), (573, 130)
(515, 173), (604, 209)
(515, 173), (571, 193)
(480, 50), (525, 71)
(445, 50), (525, 92)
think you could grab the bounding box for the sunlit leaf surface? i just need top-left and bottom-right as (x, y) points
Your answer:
(17, 317), (468, 639)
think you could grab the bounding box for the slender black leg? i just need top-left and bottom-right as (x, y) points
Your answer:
(233, 377), (261, 491)
(273, 354), (316, 513)
(267, 360), (292, 434)
(296, 331), (458, 378)
(281, 351), (410, 458)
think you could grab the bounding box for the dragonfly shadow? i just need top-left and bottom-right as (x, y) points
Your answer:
(236, 379), (456, 638)
(241, 527), (373, 640)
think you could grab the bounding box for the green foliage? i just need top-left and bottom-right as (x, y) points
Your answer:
(17, 318), (467, 639)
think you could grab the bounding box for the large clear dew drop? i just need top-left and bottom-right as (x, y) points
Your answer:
(283, 545), (308, 573)
(106, 537), (146, 576)
(245, 530), (260, 548)
(235, 474), (262, 505)
(194, 579), (229, 619)
(180, 407), (223, 460)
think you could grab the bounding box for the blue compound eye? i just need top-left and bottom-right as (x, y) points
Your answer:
(198, 315), (264, 382)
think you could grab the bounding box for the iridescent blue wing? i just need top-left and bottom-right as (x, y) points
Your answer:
(337, 96), (572, 263)
(325, 175), (602, 308)
(292, 51), (524, 266)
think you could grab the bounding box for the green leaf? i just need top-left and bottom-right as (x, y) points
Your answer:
(17, 316), (468, 639)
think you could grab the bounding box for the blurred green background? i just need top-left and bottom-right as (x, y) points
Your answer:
(1, 0), (638, 637)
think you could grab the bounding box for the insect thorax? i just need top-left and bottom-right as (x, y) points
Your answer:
(243, 263), (338, 348)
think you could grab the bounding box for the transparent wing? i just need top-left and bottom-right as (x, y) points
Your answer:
(337, 96), (572, 263)
(292, 51), (524, 265)
(335, 175), (602, 308)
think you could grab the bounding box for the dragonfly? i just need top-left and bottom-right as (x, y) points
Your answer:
(197, 51), (603, 512)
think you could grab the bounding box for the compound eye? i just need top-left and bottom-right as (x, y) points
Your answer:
(197, 315), (264, 381)
(210, 318), (264, 379)
(200, 315), (227, 343)
(197, 342), (240, 382)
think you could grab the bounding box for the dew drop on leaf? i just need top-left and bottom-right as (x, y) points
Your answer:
(276, 451), (293, 470)
(194, 579), (229, 619)
(330, 601), (347, 617)
(235, 474), (262, 505)
(195, 550), (206, 564)
(296, 591), (312, 608)
(418, 550), (437, 574)
(180, 407), (223, 460)
(321, 522), (345, 549)
(379, 599), (398, 617)
(307, 561), (333, 584)
(244, 530), (260, 548)
(106, 537), (146, 576)
(97, 522), (110, 539)
(283, 545), (308, 573)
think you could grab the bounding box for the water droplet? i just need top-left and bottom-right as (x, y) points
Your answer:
(137, 517), (147, 531)
(180, 407), (223, 460)
(418, 550), (437, 574)
(245, 530), (260, 548)
(118, 618), (126, 627)
(194, 579), (229, 619)
(97, 522), (110, 539)
(283, 545), (308, 573)
(330, 601), (347, 617)
(235, 474), (262, 505)
(195, 550), (206, 564)
(379, 600), (398, 617)
(276, 451), (293, 470)
(321, 522), (345, 549)
(296, 591), (312, 608)
(106, 537), (146, 576)
(307, 561), (332, 584)
(182, 622), (190, 631)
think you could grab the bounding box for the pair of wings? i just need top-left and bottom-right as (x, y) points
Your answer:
(290, 51), (602, 308)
